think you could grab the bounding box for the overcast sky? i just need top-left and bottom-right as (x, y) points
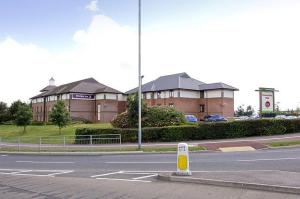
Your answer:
(1, 0), (300, 111)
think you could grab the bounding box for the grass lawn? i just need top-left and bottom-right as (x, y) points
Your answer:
(268, 140), (300, 147)
(0, 123), (112, 143)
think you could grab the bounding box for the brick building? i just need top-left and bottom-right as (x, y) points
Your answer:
(126, 73), (238, 119)
(31, 78), (127, 123)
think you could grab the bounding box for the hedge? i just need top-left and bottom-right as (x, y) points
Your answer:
(75, 119), (300, 143)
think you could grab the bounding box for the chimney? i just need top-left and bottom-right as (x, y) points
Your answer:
(49, 77), (55, 86)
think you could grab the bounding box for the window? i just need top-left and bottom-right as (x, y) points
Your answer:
(151, 92), (154, 99)
(97, 104), (101, 121)
(157, 91), (161, 99)
(143, 93), (147, 99)
(169, 90), (174, 98)
(200, 91), (204, 98)
(57, 95), (60, 100)
(104, 94), (106, 100)
(169, 103), (174, 108)
(199, 104), (205, 113)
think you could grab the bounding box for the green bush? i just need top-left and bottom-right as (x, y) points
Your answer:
(143, 106), (185, 127)
(111, 106), (185, 128)
(76, 119), (300, 143)
(111, 112), (131, 128)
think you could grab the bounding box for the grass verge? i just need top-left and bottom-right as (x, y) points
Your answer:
(268, 140), (300, 147)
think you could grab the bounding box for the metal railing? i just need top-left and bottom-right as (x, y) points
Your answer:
(0, 134), (122, 152)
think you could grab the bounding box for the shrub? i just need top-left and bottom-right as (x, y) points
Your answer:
(111, 112), (131, 128)
(143, 106), (185, 127)
(111, 106), (185, 128)
(76, 119), (300, 143)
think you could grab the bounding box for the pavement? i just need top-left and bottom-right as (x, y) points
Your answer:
(159, 170), (300, 195)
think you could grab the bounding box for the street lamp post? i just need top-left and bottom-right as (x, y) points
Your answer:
(138, 0), (142, 150)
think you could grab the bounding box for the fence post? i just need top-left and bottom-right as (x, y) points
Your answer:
(18, 137), (21, 152)
(119, 134), (122, 152)
(90, 135), (92, 145)
(39, 137), (42, 152)
(0, 137), (2, 152)
(63, 136), (66, 150)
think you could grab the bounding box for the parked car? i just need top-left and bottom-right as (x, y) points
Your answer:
(185, 115), (198, 123)
(275, 115), (287, 119)
(286, 115), (297, 120)
(204, 114), (227, 122)
(234, 116), (250, 121)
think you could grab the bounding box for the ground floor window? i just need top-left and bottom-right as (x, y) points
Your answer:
(199, 104), (205, 112)
(169, 103), (174, 108)
(97, 104), (101, 121)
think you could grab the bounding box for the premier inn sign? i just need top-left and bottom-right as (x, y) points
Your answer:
(71, 93), (95, 100)
(261, 91), (274, 112)
(256, 88), (278, 114)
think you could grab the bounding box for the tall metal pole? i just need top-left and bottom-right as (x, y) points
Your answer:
(138, 0), (142, 149)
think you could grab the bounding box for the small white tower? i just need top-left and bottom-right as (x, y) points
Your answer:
(49, 77), (55, 86)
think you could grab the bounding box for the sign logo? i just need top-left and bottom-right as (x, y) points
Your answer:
(72, 94), (95, 100)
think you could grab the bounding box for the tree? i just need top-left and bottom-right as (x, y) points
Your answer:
(0, 101), (9, 123)
(127, 93), (147, 127)
(15, 103), (32, 133)
(235, 105), (254, 117)
(49, 100), (70, 134)
(245, 105), (254, 117)
(9, 100), (26, 121)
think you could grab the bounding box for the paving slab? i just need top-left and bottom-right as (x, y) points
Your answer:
(158, 170), (300, 195)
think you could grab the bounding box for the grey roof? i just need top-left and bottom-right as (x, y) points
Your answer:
(40, 85), (56, 92)
(31, 78), (122, 99)
(126, 72), (238, 94)
(198, 83), (238, 91)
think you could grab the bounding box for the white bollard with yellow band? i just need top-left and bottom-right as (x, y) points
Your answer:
(176, 143), (191, 176)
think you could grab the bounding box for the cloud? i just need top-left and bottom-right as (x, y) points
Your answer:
(85, 0), (99, 12)
(1, 1), (300, 111)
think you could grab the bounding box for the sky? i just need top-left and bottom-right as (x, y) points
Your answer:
(1, 0), (300, 111)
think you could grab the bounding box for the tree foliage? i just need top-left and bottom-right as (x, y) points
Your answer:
(0, 101), (9, 123)
(111, 93), (185, 128)
(49, 100), (70, 134)
(9, 100), (26, 121)
(235, 105), (254, 117)
(15, 103), (32, 133)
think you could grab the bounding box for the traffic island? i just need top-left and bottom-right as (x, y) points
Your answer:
(157, 170), (300, 195)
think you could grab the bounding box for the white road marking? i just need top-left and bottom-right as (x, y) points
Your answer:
(95, 177), (151, 183)
(237, 157), (300, 162)
(91, 171), (123, 178)
(16, 161), (74, 164)
(0, 168), (74, 177)
(1, 155), (7, 157)
(132, 174), (157, 180)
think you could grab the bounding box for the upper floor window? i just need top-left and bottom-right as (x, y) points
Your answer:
(157, 91), (161, 99)
(200, 91), (204, 98)
(169, 90), (174, 98)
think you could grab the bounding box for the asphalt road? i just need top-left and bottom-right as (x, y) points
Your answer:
(1, 148), (300, 198)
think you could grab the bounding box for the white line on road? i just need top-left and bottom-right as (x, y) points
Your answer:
(132, 174), (158, 180)
(16, 161), (75, 164)
(237, 157), (300, 162)
(91, 171), (123, 178)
